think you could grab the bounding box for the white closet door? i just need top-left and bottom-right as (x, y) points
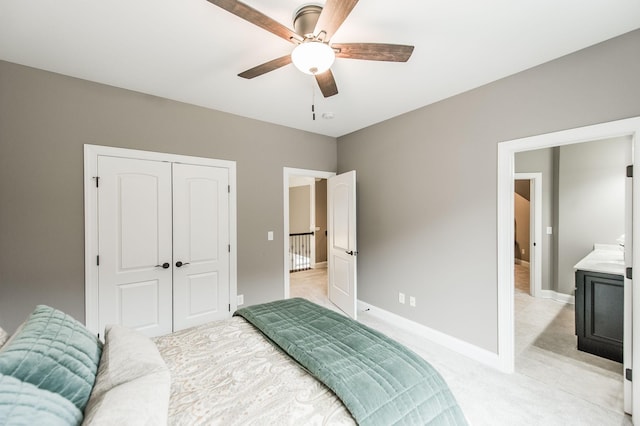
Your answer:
(97, 156), (173, 338)
(172, 163), (230, 331)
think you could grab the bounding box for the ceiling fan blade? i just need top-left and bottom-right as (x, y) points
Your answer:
(333, 43), (414, 62)
(207, 0), (302, 43)
(238, 55), (292, 79)
(315, 69), (339, 98)
(313, 0), (359, 40)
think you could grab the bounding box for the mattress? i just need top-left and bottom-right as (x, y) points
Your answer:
(154, 316), (355, 425)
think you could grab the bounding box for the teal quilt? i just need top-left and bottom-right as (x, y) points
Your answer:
(235, 298), (467, 425)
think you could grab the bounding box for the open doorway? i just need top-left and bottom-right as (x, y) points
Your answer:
(514, 173), (542, 298)
(497, 116), (640, 415)
(513, 140), (630, 416)
(282, 168), (335, 300)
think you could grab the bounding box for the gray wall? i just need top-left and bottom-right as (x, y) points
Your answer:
(557, 137), (631, 294)
(337, 30), (640, 352)
(515, 148), (556, 291)
(315, 179), (328, 263)
(0, 60), (336, 332)
(289, 185), (311, 234)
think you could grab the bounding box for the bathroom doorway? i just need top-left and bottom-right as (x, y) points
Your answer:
(513, 141), (630, 415)
(497, 116), (640, 414)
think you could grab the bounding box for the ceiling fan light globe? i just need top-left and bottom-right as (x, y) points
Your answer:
(291, 42), (335, 75)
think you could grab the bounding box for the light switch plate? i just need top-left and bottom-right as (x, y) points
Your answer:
(268, 231), (274, 241)
(546, 227), (553, 235)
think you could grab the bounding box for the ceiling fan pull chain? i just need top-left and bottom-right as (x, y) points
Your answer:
(311, 78), (316, 120)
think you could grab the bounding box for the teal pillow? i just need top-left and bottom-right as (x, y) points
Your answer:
(0, 306), (102, 412)
(0, 373), (82, 425)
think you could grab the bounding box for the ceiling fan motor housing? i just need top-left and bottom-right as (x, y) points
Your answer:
(293, 5), (323, 38)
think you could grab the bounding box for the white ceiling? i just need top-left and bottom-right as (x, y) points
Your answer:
(1, 0), (639, 138)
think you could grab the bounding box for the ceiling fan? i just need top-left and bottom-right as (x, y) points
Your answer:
(207, 0), (414, 98)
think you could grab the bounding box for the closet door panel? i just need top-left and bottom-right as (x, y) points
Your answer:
(173, 164), (230, 331)
(97, 156), (173, 338)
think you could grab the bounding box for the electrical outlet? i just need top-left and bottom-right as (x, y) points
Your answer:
(399, 292), (405, 304)
(521, 248), (525, 255)
(409, 296), (416, 307)
(237, 294), (244, 306)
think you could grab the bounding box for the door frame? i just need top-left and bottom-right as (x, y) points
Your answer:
(514, 173), (542, 297)
(83, 144), (238, 334)
(497, 116), (640, 411)
(283, 167), (335, 299)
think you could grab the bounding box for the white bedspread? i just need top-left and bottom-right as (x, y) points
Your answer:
(153, 316), (355, 425)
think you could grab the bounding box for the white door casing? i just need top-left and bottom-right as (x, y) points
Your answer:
(328, 171), (357, 319)
(172, 163), (230, 331)
(85, 144), (237, 338)
(97, 156), (173, 337)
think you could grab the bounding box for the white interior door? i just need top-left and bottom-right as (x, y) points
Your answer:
(624, 165), (633, 414)
(97, 156), (173, 337)
(172, 164), (230, 331)
(328, 170), (357, 319)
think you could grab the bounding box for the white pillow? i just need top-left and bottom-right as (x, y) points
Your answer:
(82, 325), (170, 425)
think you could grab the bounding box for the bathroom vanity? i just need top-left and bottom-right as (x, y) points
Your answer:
(574, 245), (625, 363)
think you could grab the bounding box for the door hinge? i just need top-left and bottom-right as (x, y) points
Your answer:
(627, 368), (632, 381)
(627, 165), (633, 178)
(228, 304), (231, 312)
(228, 185), (231, 193)
(94, 176), (100, 187)
(627, 267), (632, 280)
(228, 244), (231, 253)
(96, 255), (100, 266)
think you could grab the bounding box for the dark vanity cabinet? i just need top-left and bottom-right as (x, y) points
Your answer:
(575, 270), (623, 363)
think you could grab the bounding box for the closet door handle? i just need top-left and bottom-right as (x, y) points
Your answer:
(175, 261), (190, 268)
(155, 262), (170, 269)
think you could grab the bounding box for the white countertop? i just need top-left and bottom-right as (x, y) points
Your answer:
(574, 244), (625, 276)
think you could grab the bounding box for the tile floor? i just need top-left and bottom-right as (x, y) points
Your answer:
(514, 263), (625, 419)
(290, 266), (631, 425)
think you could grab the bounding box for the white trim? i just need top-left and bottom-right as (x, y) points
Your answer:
(283, 168), (335, 299)
(539, 290), (575, 305)
(514, 173), (543, 298)
(497, 116), (640, 393)
(358, 300), (502, 370)
(84, 144), (238, 333)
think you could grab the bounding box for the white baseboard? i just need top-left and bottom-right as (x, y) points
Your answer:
(539, 290), (575, 305)
(312, 261), (327, 269)
(357, 300), (502, 371)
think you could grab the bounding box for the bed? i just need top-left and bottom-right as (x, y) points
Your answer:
(0, 299), (467, 425)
